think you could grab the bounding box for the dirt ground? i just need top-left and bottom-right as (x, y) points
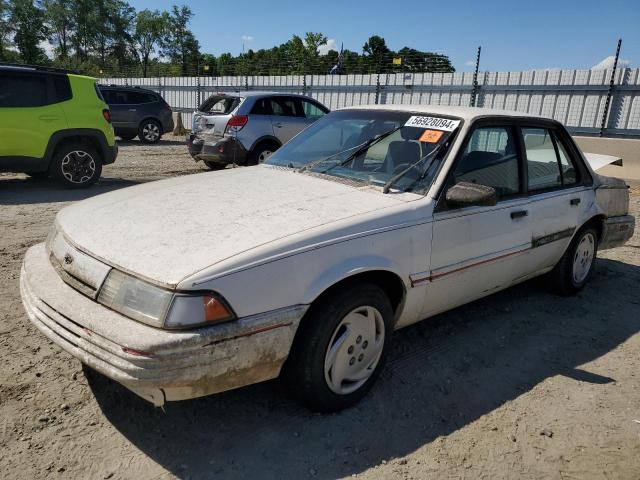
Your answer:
(1, 136), (639, 480)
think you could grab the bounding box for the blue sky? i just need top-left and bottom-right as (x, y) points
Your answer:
(129, 0), (639, 72)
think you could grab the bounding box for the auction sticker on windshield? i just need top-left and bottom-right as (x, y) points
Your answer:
(404, 116), (460, 131)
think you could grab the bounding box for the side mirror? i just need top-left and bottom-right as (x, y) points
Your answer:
(445, 182), (497, 207)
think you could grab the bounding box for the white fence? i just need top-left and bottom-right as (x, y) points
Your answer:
(102, 68), (640, 137)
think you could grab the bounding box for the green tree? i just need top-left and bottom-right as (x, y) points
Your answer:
(162, 5), (200, 75)
(44, 0), (74, 60)
(93, 0), (135, 66)
(363, 35), (390, 58)
(0, 0), (14, 60)
(11, 0), (48, 63)
(133, 9), (168, 76)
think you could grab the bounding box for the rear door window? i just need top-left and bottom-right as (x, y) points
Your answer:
(127, 91), (156, 104)
(270, 97), (303, 117)
(250, 98), (272, 115)
(0, 73), (48, 107)
(106, 90), (130, 104)
(523, 127), (580, 191)
(523, 128), (562, 191)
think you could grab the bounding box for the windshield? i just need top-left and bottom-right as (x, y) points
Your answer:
(266, 109), (460, 193)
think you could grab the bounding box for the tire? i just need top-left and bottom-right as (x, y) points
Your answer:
(203, 161), (226, 170)
(283, 283), (393, 412)
(50, 142), (102, 189)
(549, 226), (598, 295)
(118, 134), (136, 141)
(248, 142), (278, 166)
(138, 119), (162, 144)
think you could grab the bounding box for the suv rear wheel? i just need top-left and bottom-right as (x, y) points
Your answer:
(138, 119), (162, 144)
(50, 143), (102, 189)
(248, 142), (278, 165)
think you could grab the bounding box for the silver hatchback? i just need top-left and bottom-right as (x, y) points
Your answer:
(187, 91), (329, 169)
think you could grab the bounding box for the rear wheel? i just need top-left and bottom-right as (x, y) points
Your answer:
(248, 142), (278, 165)
(138, 120), (162, 144)
(50, 143), (102, 189)
(549, 226), (598, 295)
(284, 283), (393, 412)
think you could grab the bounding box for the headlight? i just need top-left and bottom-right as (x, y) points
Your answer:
(97, 269), (235, 329)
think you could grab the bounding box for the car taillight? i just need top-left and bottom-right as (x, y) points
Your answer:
(225, 115), (248, 134)
(102, 109), (111, 123)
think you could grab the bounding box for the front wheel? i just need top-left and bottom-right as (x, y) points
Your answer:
(549, 226), (598, 295)
(283, 283), (393, 412)
(50, 143), (102, 189)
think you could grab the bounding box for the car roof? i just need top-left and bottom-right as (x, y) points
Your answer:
(340, 104), (546, 122)
(98, 84), (158, 93)
(209, 90), (315, 99)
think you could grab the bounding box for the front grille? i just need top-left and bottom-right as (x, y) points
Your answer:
(50, 252), (99, 299)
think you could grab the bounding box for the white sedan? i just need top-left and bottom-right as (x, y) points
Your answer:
(20, 105), (635, 412)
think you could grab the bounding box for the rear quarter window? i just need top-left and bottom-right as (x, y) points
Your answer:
(53, 75), (72, 102)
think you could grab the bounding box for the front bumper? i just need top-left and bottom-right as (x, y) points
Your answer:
(600, 214), (635, 250)
(20, 243), (307, 406)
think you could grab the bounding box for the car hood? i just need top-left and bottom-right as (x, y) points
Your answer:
(56, 166), (407, 287)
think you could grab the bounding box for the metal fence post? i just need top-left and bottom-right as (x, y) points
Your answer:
(374, 72), (381, 105)
(470, 46), (482, 107)
(599, 38), (622, 136)
(196, 74), (201, 107)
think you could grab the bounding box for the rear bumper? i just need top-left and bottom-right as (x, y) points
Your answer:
(103, 144), (118, 165)
(186, 133), (204, 158)
(599, 215), (635, 250)
(190, 134), (248, 166)
(20, 243), (307, 406)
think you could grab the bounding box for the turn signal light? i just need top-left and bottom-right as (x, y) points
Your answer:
(203, 295), (234, 323)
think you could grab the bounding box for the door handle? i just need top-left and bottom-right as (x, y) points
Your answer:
(570, 198), (581, 206)
(128, 109), (137, 112)
(510, 210), (528, 219)
(274, 122), (283, 128)
(38, 115), (60, 121)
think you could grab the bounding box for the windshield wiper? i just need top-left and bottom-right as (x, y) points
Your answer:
(299, 126), (402, 174)
(382, 142), (446, 194)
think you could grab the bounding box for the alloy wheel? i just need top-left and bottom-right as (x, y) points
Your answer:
(142, 123), (160, 142)
(60, 150), (96, 184)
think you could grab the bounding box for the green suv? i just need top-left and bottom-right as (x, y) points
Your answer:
(0, 64), (118, 188)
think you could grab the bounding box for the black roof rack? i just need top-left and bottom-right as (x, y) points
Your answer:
(0, 62), (79, 75)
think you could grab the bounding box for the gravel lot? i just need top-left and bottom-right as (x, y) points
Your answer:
(1, 136), (639, 480)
